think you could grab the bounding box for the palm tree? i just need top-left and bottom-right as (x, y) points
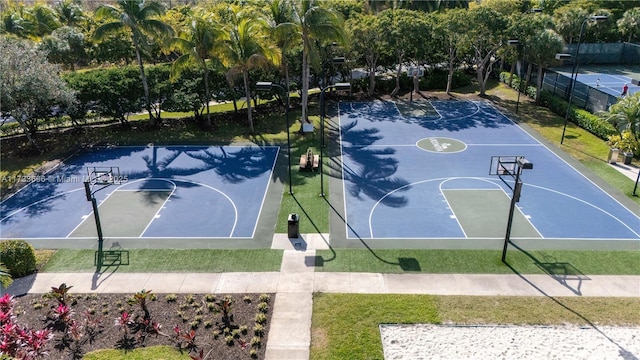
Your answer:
(93, 0), (174, 125)
(285, 0), (346, 122)
(168, 12), (223, 127)
(24, 3), (60, 39)
(266, 0), (295, 93)
(527, 28), (564, 103)
(218, 6), (280, 133)
(599, 92), (640, 148)
(617, 7), (640, 43)
(553, 6), (589, 45)
(54, 0), (86, 28)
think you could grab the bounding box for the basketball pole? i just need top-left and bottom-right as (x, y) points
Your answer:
(501, 157), (533, 263)
(84, 181), (105, 268)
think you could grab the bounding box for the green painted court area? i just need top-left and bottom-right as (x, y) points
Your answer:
(70, 190), (171, 238)
(443, 189), (540, 239)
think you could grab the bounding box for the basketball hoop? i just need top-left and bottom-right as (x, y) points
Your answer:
(407, 66), (424, 78)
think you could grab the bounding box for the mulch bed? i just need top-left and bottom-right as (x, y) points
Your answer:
(6, 290), (273, 359)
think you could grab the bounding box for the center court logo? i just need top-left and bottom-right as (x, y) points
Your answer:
(417, 137), (467, 153)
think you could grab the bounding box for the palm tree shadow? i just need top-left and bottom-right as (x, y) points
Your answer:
(319, 197), (420, 272)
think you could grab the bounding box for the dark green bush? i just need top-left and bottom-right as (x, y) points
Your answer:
(353, 69), (471, 95)
(0, 240), (37, 278)
(539, 90), (617, 140)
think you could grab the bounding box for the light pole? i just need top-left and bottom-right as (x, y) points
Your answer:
(558, 15), (608, 144)
(321, 56), (346, 122)
(319, 82), (350, 197)
(502, 156), (534, 263)
(507, 39), (525, 114)
(256, 81), (292, 195)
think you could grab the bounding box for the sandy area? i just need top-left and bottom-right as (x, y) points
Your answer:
(380, 324), (640, 359)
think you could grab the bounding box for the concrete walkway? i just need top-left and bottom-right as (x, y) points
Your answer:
(3, 248), (640, 360)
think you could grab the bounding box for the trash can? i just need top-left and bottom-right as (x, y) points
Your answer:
(623, 152), (634, 165)
(287, 213), (299, 238)
(608, 148), (619, 164)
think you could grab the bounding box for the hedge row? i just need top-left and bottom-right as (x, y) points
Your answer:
(351, 68), (472, 94)
(499, 71), (617, 141)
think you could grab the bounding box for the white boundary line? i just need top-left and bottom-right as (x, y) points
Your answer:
(486, 101), (640, 220)
(136, 179), (177, 237)
(1, 188), (84, 222)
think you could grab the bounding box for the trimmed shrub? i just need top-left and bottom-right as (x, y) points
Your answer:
(0, 240), (37, 278)
(539, 90), (617, 140)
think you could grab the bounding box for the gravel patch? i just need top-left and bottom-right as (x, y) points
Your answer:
(380, 324), (640, 360)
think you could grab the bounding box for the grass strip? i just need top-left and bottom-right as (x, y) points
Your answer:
(311, 293), (640, 360)
(41, 249), (282, 273)
(275, 113), (330, 234)
(314, 249), (640, 275)
(84, 345), (190, 360)
(311, 293), (440, 360)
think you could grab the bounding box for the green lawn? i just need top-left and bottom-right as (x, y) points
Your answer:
(314, 249), (640, 275)
(41, 249), (283, 272)
(310, 293), (640, 360)
(84, 346), (190, 360)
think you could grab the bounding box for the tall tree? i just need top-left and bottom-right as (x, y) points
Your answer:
(218, 6), (280, 133)
(377, 8), (428, 97)
(283, 0), (346, 122)
(54, 0), (86, 28)
(436, 8), (468, 95)
(266, 0), (296, 92)
(168, 11), (223, 126)
(93, 0), (174, 125)
(347, 13), (387, 96)
(24, 3), (60, 39)
(527, 28), (564, 103)
(0, 37), (76, 149)
(39, 26), (87, 70)
(464, 6), (507, 96)
(617, 7), (640, 43)
(553, 6), (590, 45)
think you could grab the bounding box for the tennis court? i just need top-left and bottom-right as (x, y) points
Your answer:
(1, 145), (279, 242)
(338, 100), (640, 243)
(556, 71), (639, 97)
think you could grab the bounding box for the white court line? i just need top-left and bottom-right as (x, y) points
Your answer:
(135, 179), (177, 237)
(65, 188), (119, 238)
(127, 178), (239, 238)
(487, 101), (640, 221)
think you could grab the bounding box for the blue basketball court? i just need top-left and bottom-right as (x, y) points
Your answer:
(1, 145), (279, 241)
(338, 100), (640, 242)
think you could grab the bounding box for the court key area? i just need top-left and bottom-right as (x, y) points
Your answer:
(1, 145), (279, 241)
(338, 100), (640, 242)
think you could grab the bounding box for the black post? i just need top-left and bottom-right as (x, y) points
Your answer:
(274, 84), (293, 195)
(319, 87), (327, 197)
(561, 17), (602, 144)
(516, 46), (525, 114)
(633, 169), (640, 196)
(502, 166), (522, 263)
(85, 181), (105, 267)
